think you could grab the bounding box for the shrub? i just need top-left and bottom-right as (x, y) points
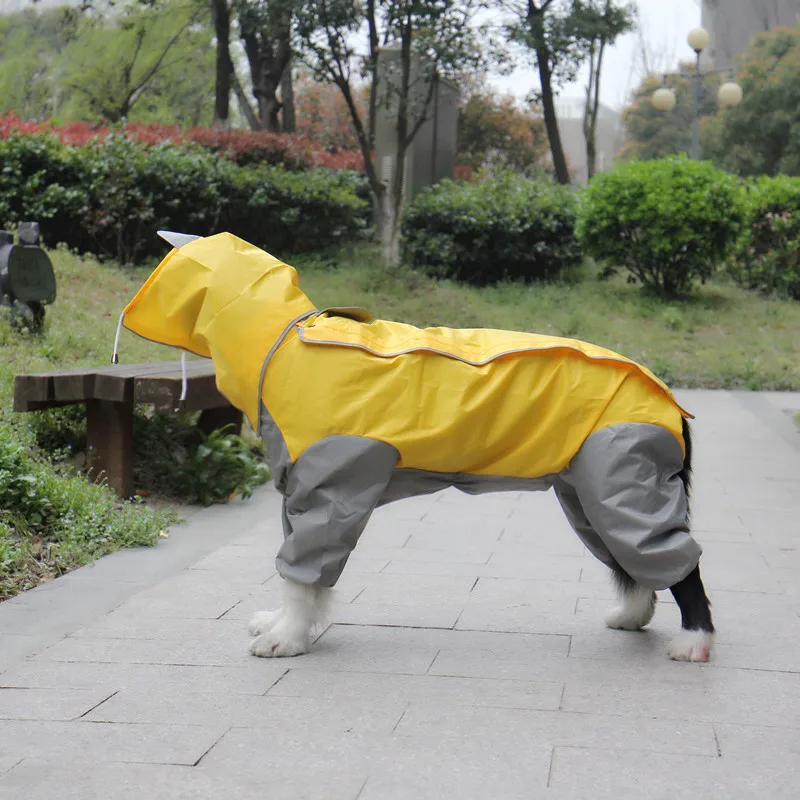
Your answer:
(29, 405), (271, 507)
(0, 130), (370, 264)
(0, 132), (90, 249)
(577, 156), (746, 298)
(132, 412), (270, 507)
(403, 171), (583, 286)
(729, 175), (800, 300)
(0, 113), (364, 172)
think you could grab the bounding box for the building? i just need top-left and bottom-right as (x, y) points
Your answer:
(551, 97), (623, 184)
(701, 0), (800, 70)
(374, 43), (459, 200)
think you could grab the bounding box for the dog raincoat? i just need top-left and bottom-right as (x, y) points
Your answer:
(120, 232), (702, 591)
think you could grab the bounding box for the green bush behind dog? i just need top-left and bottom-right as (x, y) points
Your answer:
(0, 131), (370, 265)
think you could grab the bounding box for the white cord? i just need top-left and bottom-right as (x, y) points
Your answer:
(112, 311), (125, 364)
(178, 351), (188, 408)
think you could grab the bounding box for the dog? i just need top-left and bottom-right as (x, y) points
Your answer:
(119, 231), (715, 663)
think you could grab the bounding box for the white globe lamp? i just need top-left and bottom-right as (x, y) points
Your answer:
(718, 81), (743, 107)
(687, 27), (710, 54)
(652, 87), (677, 112)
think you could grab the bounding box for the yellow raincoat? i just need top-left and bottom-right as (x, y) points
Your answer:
(120, 233), (701, 590)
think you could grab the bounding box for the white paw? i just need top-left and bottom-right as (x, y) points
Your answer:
(249, 615), (310, 658)
(604, 589), (656, 630)
(605, 606), (647, 630)
(668, 629), (714, 662)
(248, 608), (281, 637)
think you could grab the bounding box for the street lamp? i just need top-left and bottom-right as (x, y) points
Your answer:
(651, 26), (743, 159)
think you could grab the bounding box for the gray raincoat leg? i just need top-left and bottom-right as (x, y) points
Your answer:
(556, 423), (702, 590)
(275, 436), (399, 587)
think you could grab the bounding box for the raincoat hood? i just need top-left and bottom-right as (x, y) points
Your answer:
(121, 232), (316, 423)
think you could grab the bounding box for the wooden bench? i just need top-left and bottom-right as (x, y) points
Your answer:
(13, 360), (243, 499)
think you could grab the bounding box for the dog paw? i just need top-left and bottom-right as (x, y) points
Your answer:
(668, 630), (713, 662)
(605, 606), (647, 630)
(249, 617), (310, 658)
(248, 608), (281, 637)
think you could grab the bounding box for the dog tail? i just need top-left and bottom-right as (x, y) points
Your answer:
(679, 417), (693, 517)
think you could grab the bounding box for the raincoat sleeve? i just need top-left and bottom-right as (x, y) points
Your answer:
(275, 437), (400, 587)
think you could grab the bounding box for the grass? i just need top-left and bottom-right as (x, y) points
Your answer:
(293, 250), (800, 391)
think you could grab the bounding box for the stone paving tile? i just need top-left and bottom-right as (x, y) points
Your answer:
(283, 624), (444, 675)
(0, 660), (287, 695)
(0, 719), (228, 766)
(33, 634), (259, 668)
(267, 668), (564, 711)
(68, 613), (255, 643)
(0, 760), (367, 800)
(394, 704), (718, 756)
(380, 555), (585, 579)
(87, 689), (407, 736)
(0, 633), (55, 671)
(0, 687), (115, 721)
(547, 745), (800, 798)
(561, 681), (800, 728)
(357, 736), (553, 800)
(351, 573), (477, 606)
(714, 721), (800, 760)
(330, 601), (462, 629)
(710, 641), (800, 672)
(0, 758), (21, 778)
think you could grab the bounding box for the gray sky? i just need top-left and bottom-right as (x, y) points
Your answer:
(489, 0), (702, 110)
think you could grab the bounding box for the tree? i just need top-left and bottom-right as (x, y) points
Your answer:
(619, 64), (721, 162)
(292, 71), (366, 149)
(294, 0), (485, 267)
(571, 0), (635, 179)
(703, 25), (800, 177)
(505, 0), (631, 185)
(237, 0), (294, 132)
(506, 0), (574, 184)
(57, 0), (213, 124)
(0, 7), (80, 120)
(457, 85), (548, 174)
(210, 0), (234, 128)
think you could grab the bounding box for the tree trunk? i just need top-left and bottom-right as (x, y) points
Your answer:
(231, 70), (260, 131)
(210, 0), (232, 128)
(378, 192), (402, 268)
(242, 31), (291, 133)
(537, 47), (571, 185)
(280, 52), (295, 133)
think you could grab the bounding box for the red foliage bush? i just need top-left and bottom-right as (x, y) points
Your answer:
(0, 113), (364, 172)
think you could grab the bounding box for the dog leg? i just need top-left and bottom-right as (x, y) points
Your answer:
(249, 579), (331, 658)
(667, 565), (715, 662)
(604, 565), (657, 631)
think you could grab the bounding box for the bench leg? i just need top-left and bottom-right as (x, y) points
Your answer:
(86, 399), (134, 499)
(198, 406), (243, 437)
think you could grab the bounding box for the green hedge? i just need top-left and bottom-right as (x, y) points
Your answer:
(0, 132), (370, 264)
(577, 156), (746, 298)
(729, 175), (800, 300)
(402, 171), (583, 286)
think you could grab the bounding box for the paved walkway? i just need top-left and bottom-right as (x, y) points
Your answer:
(1, 390), (799, 799)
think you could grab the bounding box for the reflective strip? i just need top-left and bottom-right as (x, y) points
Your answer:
(256, 308), (319, 432)
(294, 328), (694, 419)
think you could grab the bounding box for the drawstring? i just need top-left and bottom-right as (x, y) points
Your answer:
(176, 351), (188, 412)
(112, 310), (188, 411)
(112, 312), (125, 364)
